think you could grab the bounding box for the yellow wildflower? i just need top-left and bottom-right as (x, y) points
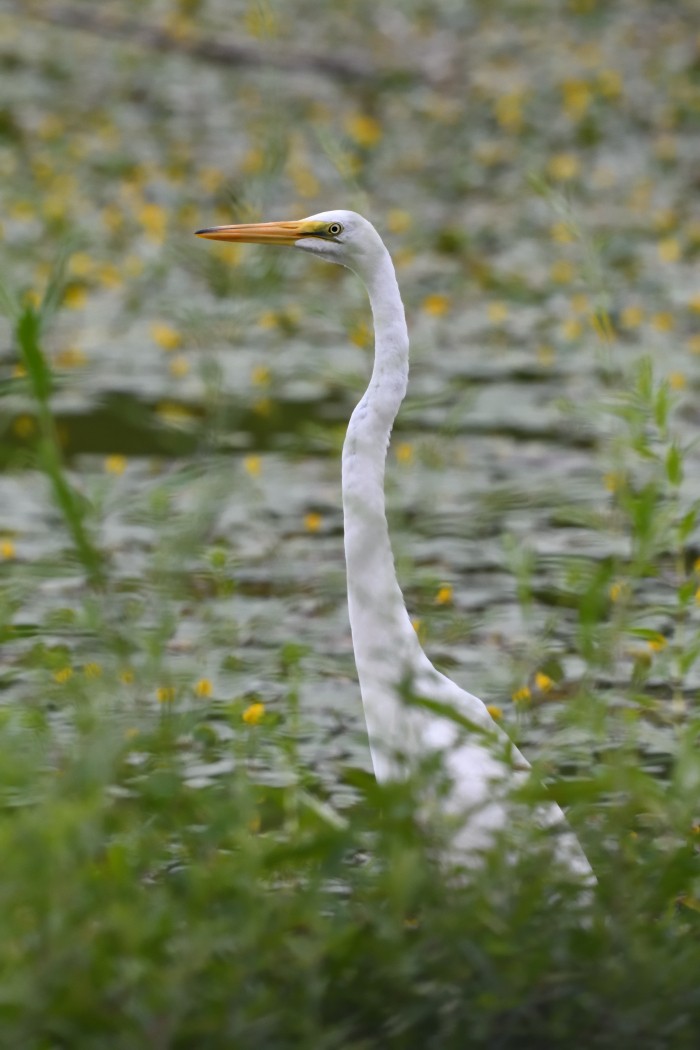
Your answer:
(547, 153), (580, 181)
(486, 704), (503, 721)
(534, 672), (554, 693)
(669, 372), (686, 391)
(138, 203), (167, 242)
(487, 301), (508, 324)
(251, 365), (271, 387)
(423, 293), (450, 317)
(648, 635), (666, 653)
(244, 455), (262, 478)
(13, 415), (36, 440)
(651, 312), (674, 332)
(346, 113), (382, 148)
(0, 539), (16, 560)
(169, 355), (190, 378)
(596, 68), (622, 98)
(561, 79), (591, 120)
(104, 455), (127, 475)
(658, 238), (681, 264)
(156, 685), (175, 703)
(550, 221), (575, 244)
(512, 686), (531, 703)
(120, 668), (135, 685)
(84, 663), (102, 679)
(304, 512), (322, 533)
(435, 584), (453, 606)
(242, 701), (265, 725)
(387, 209), (412, 234)
(53, 667), (73, 684)
(63, 285), (88, 310)
(620, 305), (644, 329)
(195, 678), (213, 698)
(550, 260), (575, 284)
(396, 442), (414, 465)
(561, 317), (583, 341)
(54, 347), (88, 368)
(150, 322), (182, 351)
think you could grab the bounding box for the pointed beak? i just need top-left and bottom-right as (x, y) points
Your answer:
(195, 220), (309, 245)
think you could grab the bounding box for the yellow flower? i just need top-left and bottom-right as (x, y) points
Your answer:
(304, 512), (322, 533)
(647, 634), (666, 653)
(69, 252), (96, 278)
(423, 293), (450, 317)
(620, 305), (644, 329)
(561, 79), (592, 120)
(494, 92), (525, 133)
(569, 293), (590, 315)
(53, 667), (73, 684)
(512, 685), (531, 703)
(345, 113), (382, 148)
(54, 347), (88, 369)
(435, 584), (453, 606)
(550, 259), (575, 284)
(242, 701), (265, 725)
(651, 311), (674, 332)
(104, 454), (127, 475)
(0, 539), (16, 560)
(244, 455), (262, 478)
(486, 704), (503, 721)
(547, 153), (580, 181)
(395, 442), (414, 465)
(120, 668), (135, 685)
(609, 581), (626, 602)
(349, 320), (371, 347)
(688, 336), (700, 355)
(138, 202), (167, 241)
(487, 301), (508, 324)
(596, 68), (622, 98)
(658, 238), (681, 264)
(387, 209), (412, 234)
(195, 678), (212, 698)
(169, 355), (190, 378)
(550, 221), (575, 244)
(98, 263), (122, 289)
(150, 322), (182, 351)
(561, 317), (583, 341)
(253, 398), (272, 418)
(534, 672), (554, 693)
(669, 372), (686, 391)
(13, 415), (36, 440)
(156, 685), (175, 703)
(84, 662), (102, 679)
(687, 295), (700, 315)
(251, 365), (271, 387)
(603, 471), (623, 493)
(63, 285), (88, 310)
(198, 166), (225, 193)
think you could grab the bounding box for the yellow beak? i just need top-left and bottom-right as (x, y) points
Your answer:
(195, 219), (311, 245)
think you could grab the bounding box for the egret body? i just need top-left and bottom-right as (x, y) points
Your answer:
(196, 210), (591, 878)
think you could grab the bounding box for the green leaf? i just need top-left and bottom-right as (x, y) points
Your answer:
(16, 306), (52, 403)
(666, 443), (683, 486)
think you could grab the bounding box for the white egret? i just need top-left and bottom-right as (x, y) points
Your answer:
(196, 210), (592, 879)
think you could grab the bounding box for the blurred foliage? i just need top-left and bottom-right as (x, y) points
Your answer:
(1, 0), (700, 1044)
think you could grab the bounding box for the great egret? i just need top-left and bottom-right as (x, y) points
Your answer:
(196, 210), (592, 879)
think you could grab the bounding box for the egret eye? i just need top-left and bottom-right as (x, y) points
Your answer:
(327, 222), (343, 236)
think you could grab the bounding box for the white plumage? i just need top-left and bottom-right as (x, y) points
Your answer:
(197, 209), (593, 880)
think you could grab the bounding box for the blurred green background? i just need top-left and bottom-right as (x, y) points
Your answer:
(1, 1), (700, 1045)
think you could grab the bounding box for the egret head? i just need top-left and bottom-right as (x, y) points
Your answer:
(195, 209), (385, 274)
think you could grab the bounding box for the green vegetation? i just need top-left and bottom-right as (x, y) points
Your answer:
(1, 1), (700, 1044)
